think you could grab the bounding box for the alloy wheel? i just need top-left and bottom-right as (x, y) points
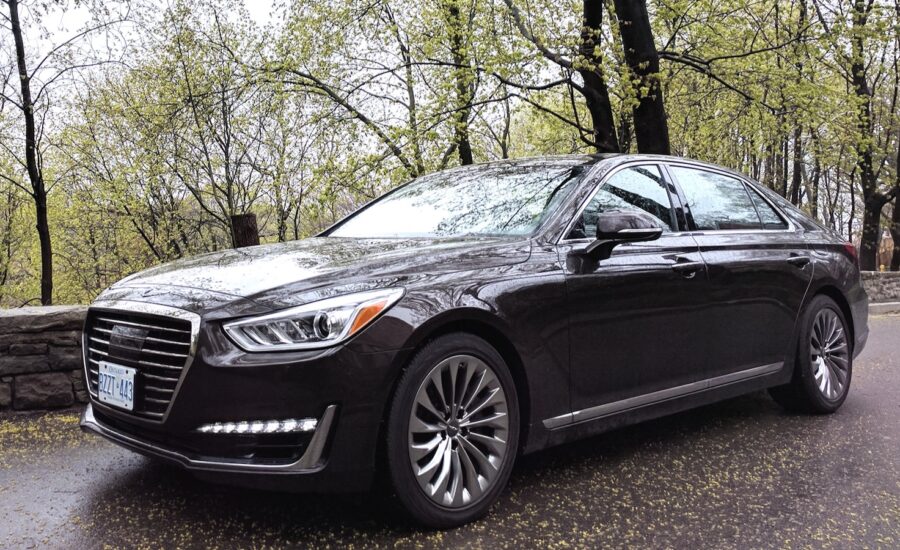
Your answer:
(810, 308), (850, 400)
(407, 354), (509, 508)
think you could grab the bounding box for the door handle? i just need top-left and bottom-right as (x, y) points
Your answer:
(670, 260), (705, 278)
(787, 255), (811, 268)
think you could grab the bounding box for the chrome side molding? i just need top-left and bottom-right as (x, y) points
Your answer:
(543, 361), (784, 429)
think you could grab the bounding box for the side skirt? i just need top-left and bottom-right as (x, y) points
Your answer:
(543, 362), (782, 430)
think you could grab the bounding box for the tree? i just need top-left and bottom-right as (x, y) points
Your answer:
(0, 178), (24, 302)
(6, 0), (900, 308)
(3, 0), (52, 303)
(847, 0), (898, 270)
(611, 0), (670, 154)
(0, 0), (128, 304)
(502, 0), (619, 152)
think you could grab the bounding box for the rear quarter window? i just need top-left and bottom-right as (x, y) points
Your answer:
(746, 186), (789, 230)
(750, 182), (824, 232)
(670, 166), (762, 231)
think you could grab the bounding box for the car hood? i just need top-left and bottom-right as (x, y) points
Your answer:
(101, 236), (531, 315)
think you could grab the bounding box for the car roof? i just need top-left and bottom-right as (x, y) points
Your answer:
(458, 153), (754, 182)
(597, 153), (751, 179)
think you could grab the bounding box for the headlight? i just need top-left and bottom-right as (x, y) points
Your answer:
(223, 288), (404, 351)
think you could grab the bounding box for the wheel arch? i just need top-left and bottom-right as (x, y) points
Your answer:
(379, 309), (532, 460)
(810, 284), (855, 348)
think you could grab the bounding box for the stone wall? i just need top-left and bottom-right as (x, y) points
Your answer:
(0, 306), (88, 411)
(861, 271), (900, 303)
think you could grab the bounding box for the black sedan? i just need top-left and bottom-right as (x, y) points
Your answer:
(80, 154), (868, 528)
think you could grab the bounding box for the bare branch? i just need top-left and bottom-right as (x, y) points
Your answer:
(501, 0), (574, 69)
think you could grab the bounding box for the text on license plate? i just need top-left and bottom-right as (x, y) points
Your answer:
(98, 362), (136, 411)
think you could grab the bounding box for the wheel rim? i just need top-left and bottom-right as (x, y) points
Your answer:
(407, 354), (509, 508)
(810, 308), (850, 400)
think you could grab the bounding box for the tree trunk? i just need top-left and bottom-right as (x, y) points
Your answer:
(774, 132), (786, 197)
(810, 130), (821, 220)
(231, 213), (260, 248)
(612, 0), (670, 155)
(848, 171), (856, 242)
(7, 0), (52, 304)
(35, 196), (52, 303)
(890, 197), (900, 271)
(617, 110), (633, 153)
(579, 0), (619, 153)
(860, 194), (885, 271)
(789, 126), (803, 205)
(782, 137), (790, 197)
(851, 0), (884, 272)
(446, 1), (474, 165)
(810, 156), (820, 220)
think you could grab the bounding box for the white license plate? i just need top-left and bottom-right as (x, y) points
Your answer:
(98, 362), (136, 411)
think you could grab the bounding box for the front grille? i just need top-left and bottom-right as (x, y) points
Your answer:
(85, 309), (193, 421)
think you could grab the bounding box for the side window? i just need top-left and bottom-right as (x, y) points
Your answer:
(746, 185), (789, 230)
(671, 167), (762, 231)
(568, 165), (675, 239)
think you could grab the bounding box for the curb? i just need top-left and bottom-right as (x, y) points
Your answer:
(870, 302), (900, 316)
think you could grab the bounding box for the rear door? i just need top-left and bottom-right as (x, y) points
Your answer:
(560, 163), (712, 415)
(666, 163), (813, 379)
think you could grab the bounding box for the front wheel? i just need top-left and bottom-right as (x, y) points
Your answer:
(386, 333), (519, 528)
(770, 294), (853, 413)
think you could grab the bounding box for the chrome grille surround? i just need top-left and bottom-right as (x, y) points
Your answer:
(83, 300), (201, 422)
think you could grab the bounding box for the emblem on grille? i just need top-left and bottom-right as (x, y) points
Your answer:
(108, 325), (149, 360)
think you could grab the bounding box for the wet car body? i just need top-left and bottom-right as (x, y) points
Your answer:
(81, 154), (868, 496)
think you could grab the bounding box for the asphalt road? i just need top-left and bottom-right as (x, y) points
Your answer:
(2, 316), (899, 549)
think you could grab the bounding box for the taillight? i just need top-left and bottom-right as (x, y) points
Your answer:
(843, 242), (858, 265)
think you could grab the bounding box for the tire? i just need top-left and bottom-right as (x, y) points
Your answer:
(386, 333), (519, 528)
(769, 294), (853, 414)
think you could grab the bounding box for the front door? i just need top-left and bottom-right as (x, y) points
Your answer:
(560, 164), (712, 417)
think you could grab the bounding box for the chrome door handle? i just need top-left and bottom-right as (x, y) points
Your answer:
(787, 256), (811, 268)
(670, 261), (704, 278)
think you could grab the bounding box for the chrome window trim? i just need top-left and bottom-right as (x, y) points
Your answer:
(543, 361), (784, 429)
(555, 158), (800, 245)
(556, 160), (675, 244)
(80, 403), (338, 473)
(83, 299), (201, 423)
(662, 160), (798, 235)
(531, 157), (612, 241)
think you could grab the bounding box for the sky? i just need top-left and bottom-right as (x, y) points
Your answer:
(36, 0), (277, 43)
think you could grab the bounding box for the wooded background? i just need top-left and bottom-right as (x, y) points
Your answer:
(1, 0), (899, 306)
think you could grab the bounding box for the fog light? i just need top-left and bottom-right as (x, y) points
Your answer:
(196, 417), (318, 434)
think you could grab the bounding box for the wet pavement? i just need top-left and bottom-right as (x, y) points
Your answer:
(2, 316), (899, 549)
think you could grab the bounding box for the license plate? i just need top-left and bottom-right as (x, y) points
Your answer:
(98, 362), (136, 411)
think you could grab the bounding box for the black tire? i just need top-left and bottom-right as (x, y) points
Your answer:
(386, 333), (519, 528)
(769, 294), (853, 414)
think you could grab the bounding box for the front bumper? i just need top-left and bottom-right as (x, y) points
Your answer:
(81, 402), (338, 473)
(79, 298), (414, 493)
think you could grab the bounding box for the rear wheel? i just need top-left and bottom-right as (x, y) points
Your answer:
(386, 333), (519, 528)
(769, 294), (852, 413)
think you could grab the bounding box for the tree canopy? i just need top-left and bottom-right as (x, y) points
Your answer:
(1, 0), (899, 305)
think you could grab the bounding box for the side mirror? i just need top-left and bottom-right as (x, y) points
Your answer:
(580, 210), (663, 261)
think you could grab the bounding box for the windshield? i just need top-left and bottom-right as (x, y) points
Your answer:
(329, 162), (588, 238)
